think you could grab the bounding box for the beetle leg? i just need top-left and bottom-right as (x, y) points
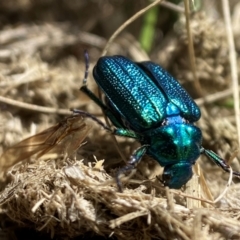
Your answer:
(81, 51), (108, 112)
(116, 145), (148, 192)
(80, 86), (109, 113)
(80, 86), (125, 129)
(73, 109), (140, 139)
(201, 148), (240, 178)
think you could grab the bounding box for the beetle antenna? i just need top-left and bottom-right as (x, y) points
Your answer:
(72, 109), (113, 133)
(82, 50), (89, 86)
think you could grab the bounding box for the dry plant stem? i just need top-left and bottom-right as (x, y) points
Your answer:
(0, 96), (71, 115)
(213, 166), (233, 203)
(160, 187), (215, 205)
(197, 166), (214, 206)
(1, 87), (236, 118)
(222, 0), (240, 149)
(165, 187), (174, 211)
(195, 87), (240, 106)
(191, 212), (204, 240)
(1, 86), (239, 115)
(183, 0), (207, 208)
(0, 25), (109, 57)
(109, 210), (148, 228)
(186, 164), (201, 209)
(183, 0), (203, 97)
(160, 1), (185, 13)
(101, 0), (163, 56)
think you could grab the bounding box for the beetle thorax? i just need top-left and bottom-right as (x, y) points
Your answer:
(144, 121), (202, 167)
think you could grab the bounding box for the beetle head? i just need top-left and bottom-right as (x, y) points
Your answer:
(162, 163), (193, 189)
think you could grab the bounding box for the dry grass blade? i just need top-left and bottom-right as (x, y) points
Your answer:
(183, 0), (202, 97)
(0, 96), (72, 115)
(213, 166), (233, 203)
(101, 0), (163, 56)
(222, 0), (240, 150)
(0, 115), (91, 180)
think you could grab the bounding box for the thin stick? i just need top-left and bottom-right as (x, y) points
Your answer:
(101, 0), (163, 57)
(183, 0), (203, 97)
(222, 0), (240, 149)
(160, 1), (184, 13)
(1, 84), (238, 116)
(213, 166), (233, 203)
(195, 87), (240, 106)
(0, 96), (71, 115)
